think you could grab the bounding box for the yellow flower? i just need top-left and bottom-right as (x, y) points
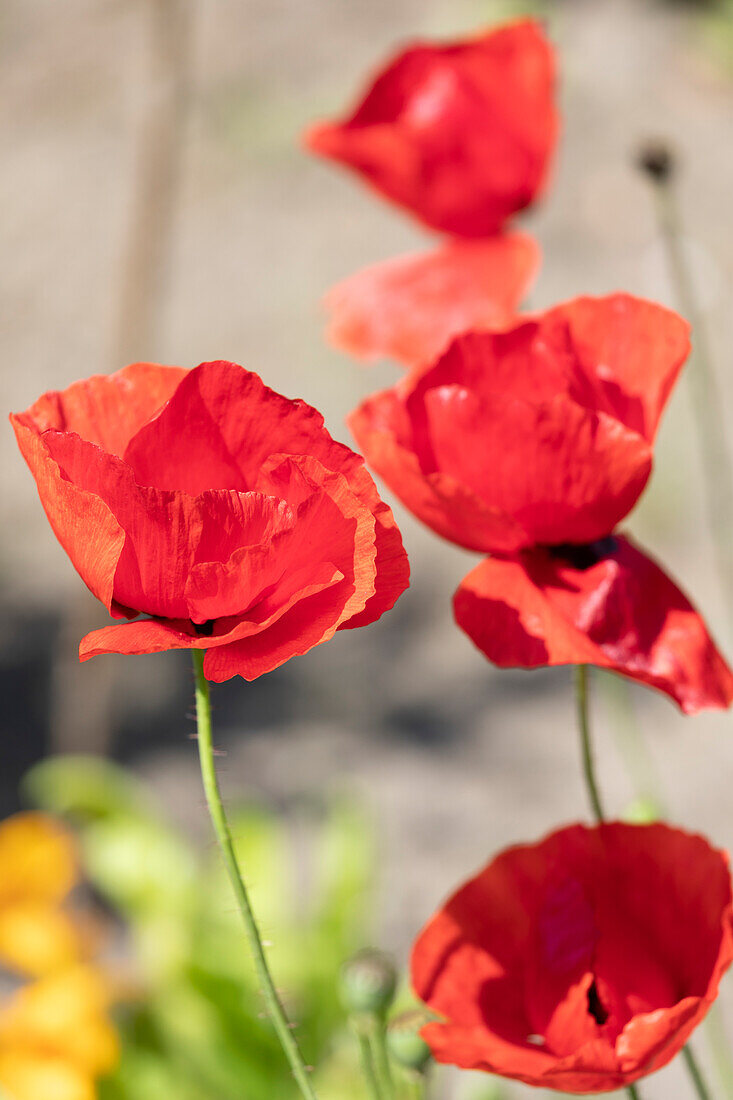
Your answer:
(0, 966), (119, 1100)
(0, 813), (84, 976)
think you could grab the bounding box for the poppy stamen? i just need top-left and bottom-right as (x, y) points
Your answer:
(587, 978), (608, 1026)
(547, 536), (619, 571)
(192, 619), (216, 637)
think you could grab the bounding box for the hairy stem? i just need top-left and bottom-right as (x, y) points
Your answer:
(192, 651), (319, 1100)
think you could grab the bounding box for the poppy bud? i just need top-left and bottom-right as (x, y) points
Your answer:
(340, 949), (397, 1016)
(636, 140), (675, 184)
(386, 1010), (433, 1073)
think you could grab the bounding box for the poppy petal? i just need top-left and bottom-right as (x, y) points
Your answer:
(203, 580), (358, 682)
(123, 361), (334, 494)
(412, 822), (733, 1092)
(79, 564), (344, 662)
(305, 19), (558, 236)
(544, 295), (691, 441)
(123, 361), (409, 626)
(44, 430), (295, 621)
(187, 455), (377, 627)
(10, 419), (125, 612)
(453, 535), (733, 713)
(350, 364), (652, 554)
(325, 235), (540, 367)
(15, 361), (409, 677)
(349, 296), (688, 552)
(16, 362), (187, 458)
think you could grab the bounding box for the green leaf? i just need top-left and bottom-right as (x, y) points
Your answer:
(24, 754), (152, 823)
(82, 816), (197, 915)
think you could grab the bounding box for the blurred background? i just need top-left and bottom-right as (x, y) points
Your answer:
(3, 0), (733, 1097)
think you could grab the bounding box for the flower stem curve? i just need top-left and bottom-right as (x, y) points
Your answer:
(577, 669), (648, 1100)
(576, 665), (716, 1100)
(372, 1022), (395, 1100)
(646, 162), (733, 639)
(191, 650), (319, 1100)
(356, 1030), (385, 1100)
(683, 1045), (713, 1100)
(574, 665), (605, 823)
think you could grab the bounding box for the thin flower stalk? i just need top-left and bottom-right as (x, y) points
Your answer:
(645, 157), (733, 639)
(575, 665), (718, 1100)
(574, 665), (605, 823)
(356, 1031), (384, 1100)
(684, 1045), (714, 1100)
(192, 651), (320, 1100)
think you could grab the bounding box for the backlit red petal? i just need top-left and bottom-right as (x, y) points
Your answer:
(305, 20), (557, 236)
(453, 536), (733, 713)
(10, 418), (124, 611)
(412, 823), (733, 1091)
(16, 363), (186, 458)
(79, 564), (344, 664)
(545, 295), (691, 441)
(43, 430), (294, 620)
(202, 581), (354, 681)
(325, 236), (540, 367)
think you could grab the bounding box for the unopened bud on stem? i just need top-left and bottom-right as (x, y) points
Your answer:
(635, 139), (676, 185)
(340, 948), (397, 1016)
(387, 1009), (433, 1073)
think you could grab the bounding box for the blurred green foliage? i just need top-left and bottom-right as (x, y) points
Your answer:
(699, 0), (733, 73)
(24, 756), (379, 1100)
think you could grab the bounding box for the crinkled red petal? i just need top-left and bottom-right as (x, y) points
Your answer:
(124, 360), (408, 627)
(350, 296), (689, 552)
(412, 822), (733, 1092)
(324, 235), (540, 367)
(453, 535), (733, 713)
(542, 295), (690, 442)
(305, 19), (558, 236)
(16, 362), (186, 458)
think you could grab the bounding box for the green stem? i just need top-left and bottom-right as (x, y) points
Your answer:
(652, 178), (733, 639)
(645, 155), (731, 1100)
(356, 1031), (384, 1100)
(706, 1006), (733, 1099)
(404, 1074), (427, 1100)
(580, 665), (717, 1100)
(683, 1045), (713, 1100)
(598, 680), (732, 1100)
(574, 665), (605, 823)
(372, 1023), (395, 1100)
(598, 671), (660, 813)
(191, 651), (319, 1100)
(575, 673), (642, 1100)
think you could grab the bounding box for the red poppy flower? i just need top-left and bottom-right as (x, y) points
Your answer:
(324, 235), (540, 368)
(305, 19), (558, 237)
(349, 295), (691, 554)
(454, 534), (733, 714)
(11, 361), (409, 682)
(412, 822), (733, 1093)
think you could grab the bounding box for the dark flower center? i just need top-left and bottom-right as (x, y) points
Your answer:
(586, 978), (609, 1025)
(191, 619), (216, 637)
(547, 535), (619, 571)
